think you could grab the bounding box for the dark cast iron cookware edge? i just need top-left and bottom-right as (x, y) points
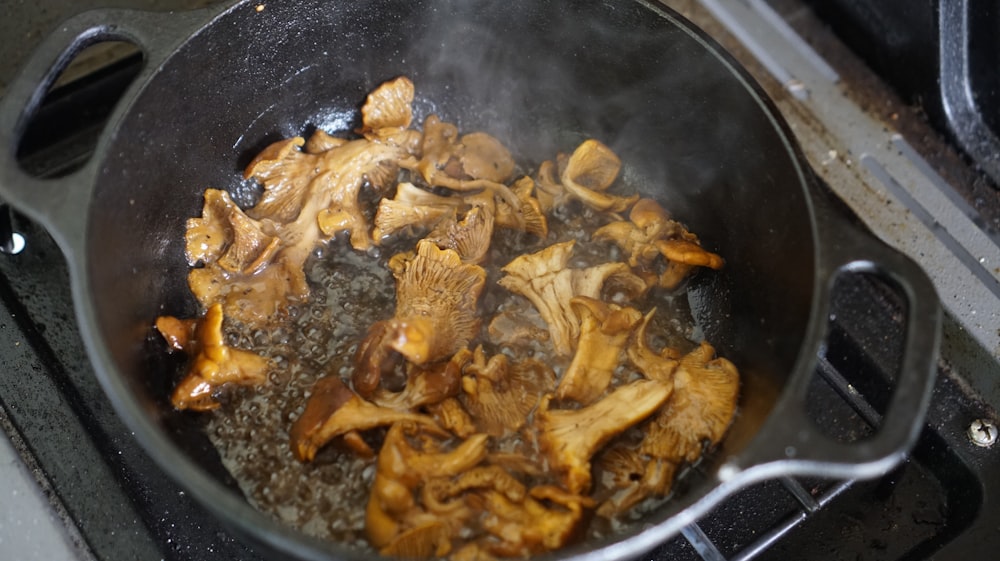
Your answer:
(0, 1), (941, 560)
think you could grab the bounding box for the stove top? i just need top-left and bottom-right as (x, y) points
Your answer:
(1, 1), (999, 560)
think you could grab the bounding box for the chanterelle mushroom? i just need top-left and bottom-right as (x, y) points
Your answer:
(594, 446), (677, 518)
(185, 188), (279, 275)
(353, 240), (487, 396)
(370, 347), (470, 412)
(187, 124), (408, 327)
(535, 378), (673, 494)
(533, 139), (639, 214)
(289, 375), (441, 462)
(247, 135), (401, 251)
(493, 176), (548, 239)
(460, 346), (556, 437)
(593, 197), (724, 290)
(372, 181), (461, 242)
(424, 203), (495, 264)
(639, 341), (740, 463)
(625, 308), (681, 384)
(366, 423), (490, 556)
(473, 485), (594, 557)
(408, 114), (516, 187)
(355, 75), (423, 153)
(360, 76), (415, 134)
(172, 78), (460, 406)
(184, 189), (291, 326)
(555, 297), (643, 405)
(155, 303), (269, 411)
(498, 240), (646, 356)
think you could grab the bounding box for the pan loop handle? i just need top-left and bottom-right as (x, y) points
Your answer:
(0, 6), (222, 257)
(730, 189), (942, 482)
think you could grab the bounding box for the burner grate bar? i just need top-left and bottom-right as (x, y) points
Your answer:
(814, 352), (884, 428)
(682, 523), (728, 561)
(685, 328), (885, 560)
(779, 476), (819, 513)
(724, 479), (855, 561)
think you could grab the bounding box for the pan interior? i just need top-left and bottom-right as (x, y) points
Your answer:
(85, 0), (816, 552)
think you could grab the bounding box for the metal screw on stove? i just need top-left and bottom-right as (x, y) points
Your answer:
(0, 204), (26, 255)
(968, 419), (998, 448)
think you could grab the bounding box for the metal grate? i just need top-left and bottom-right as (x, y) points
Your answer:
(678, 356), (871, 561)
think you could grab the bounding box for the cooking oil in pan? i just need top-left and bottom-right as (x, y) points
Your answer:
(203, 199), (702, 548)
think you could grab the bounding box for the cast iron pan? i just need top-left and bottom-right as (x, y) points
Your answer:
(0, 1), (941, 559)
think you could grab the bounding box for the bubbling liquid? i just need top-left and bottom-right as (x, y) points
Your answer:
(205, 197), (700, 549)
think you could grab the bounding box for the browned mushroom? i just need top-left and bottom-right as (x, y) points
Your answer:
(534, 378), (673, 494)
(555, 297), (643, 405)
(460, 346), (556, 437)
(592, 198), (682, 268)
(302, 128), (348, 154)
(289, 375), (442, 462)
(155, 303), (269, 411)
(184, 188), (279, 274)
(493, 176), (548, 239)
(186, 114), (411, 326)
(407, 114), (515, 186)
(593, 446), (677, 518)
(183, 189), (290, 326)
(366, 423), (490, 556)
(593, 197), (724, 290)
(498, 240), (646, 356)
(474, 485), (594, 557)
(396, 114), (524, 213)
(424, 465), (527, 507)
(655, 238), (725, 270)
(549, 139), (639, 213)
(353, 240), (487, 396)
(372, 181), (461, 242)
(360, 76), (415, 133)
(639, 341), (740, 463)
(533, 159), (570, 214)
(424, 203), (495, 264)
(625, 308), (681, 384)
(426, 397), (478, 439)
(370, 347), (470, 411)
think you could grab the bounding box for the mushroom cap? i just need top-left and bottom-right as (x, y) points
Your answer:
(655, 238), (725, 269)
(559, 139), (639, 213)
(535, 378), (673, 494)
(360, 76), (415, 133)
(370, 350), (466, 412)
(456, 132), (516, 183)
(289, 375), (442, 462)
(555, 297), (643, 405)
(372, 182), (459, 242)
(353, 241), (486, 396)
(244, 136), (311, 224)
(393, 241), (487, 360)
(626, 308), (681, 384)
(460, 347), (556, 437)
(161, 303), (270, 411)
(498, 240), (647, 357)
(494, 176), (548, 238)
(425, 203), (495, 264)
(639, 342), (740, 463)
(304, 128), (349, 154)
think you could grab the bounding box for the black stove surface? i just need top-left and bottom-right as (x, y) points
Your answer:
(2, 1), (1000, 560)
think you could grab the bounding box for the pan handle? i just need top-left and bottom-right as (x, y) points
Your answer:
(728, 184), (942, 483)
(0, 5), (225, 256)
